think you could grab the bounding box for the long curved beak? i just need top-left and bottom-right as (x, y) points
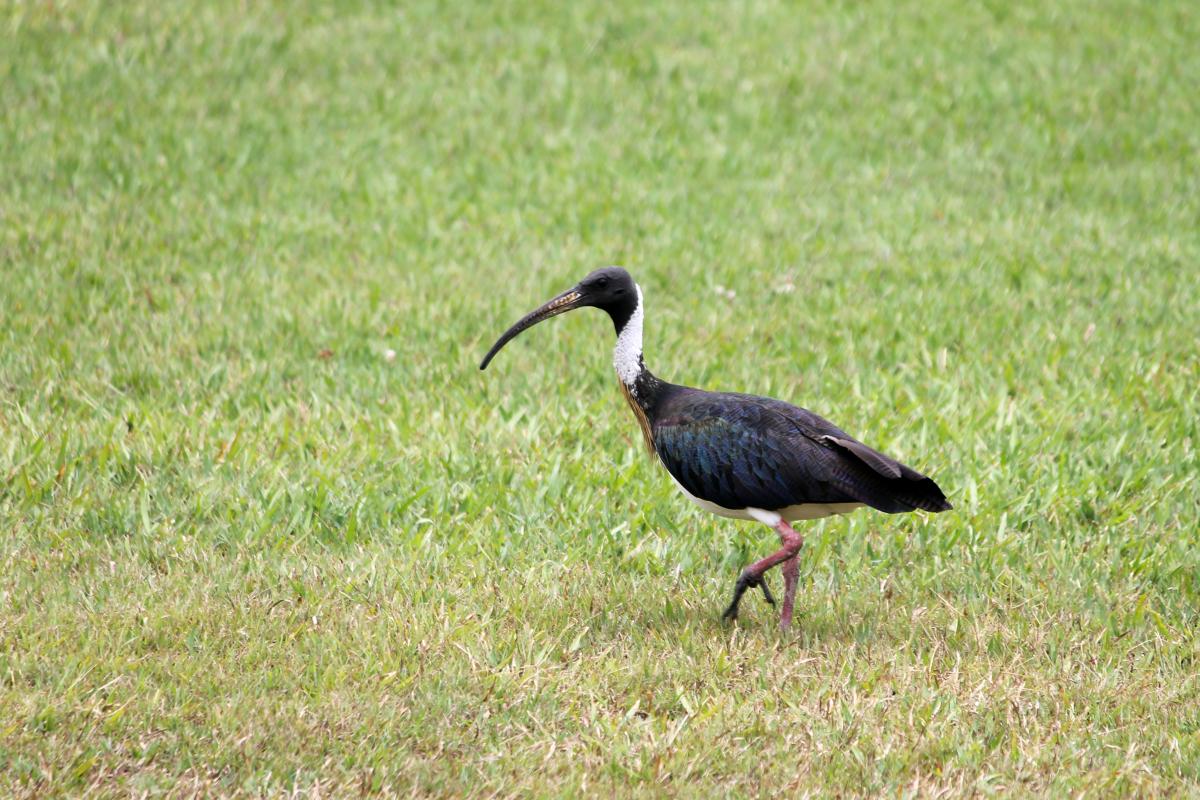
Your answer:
(479, 287), (584, 370)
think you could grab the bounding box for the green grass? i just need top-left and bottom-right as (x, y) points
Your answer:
(2, 0), (1199, 795)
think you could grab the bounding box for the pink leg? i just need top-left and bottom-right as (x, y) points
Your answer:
(722, 519), (804, 626)
(779, 552), (800, 632)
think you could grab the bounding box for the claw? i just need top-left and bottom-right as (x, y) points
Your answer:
(722, 570), (773, 621)
(759, 579), (776, 606)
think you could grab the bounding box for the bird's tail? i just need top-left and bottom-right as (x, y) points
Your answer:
(821, 435), (952, 513)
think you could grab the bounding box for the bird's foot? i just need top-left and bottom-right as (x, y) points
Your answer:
(721, 569), (775, 622)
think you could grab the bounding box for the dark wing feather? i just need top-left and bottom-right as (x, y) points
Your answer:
(652, 392), (859, 511)
(651, 389), (951, 514)
(819, 435), (901, 478)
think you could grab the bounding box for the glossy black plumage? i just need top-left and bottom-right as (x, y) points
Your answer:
(649, 385), (951, 515)
(480, 266), (952, 630)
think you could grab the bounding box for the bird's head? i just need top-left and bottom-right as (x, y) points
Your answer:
(479, 266), (639, 370)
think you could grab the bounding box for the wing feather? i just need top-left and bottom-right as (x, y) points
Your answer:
(650, 389), (951, 514)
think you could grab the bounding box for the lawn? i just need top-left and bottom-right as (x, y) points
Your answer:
(2, 0), (1198, 795)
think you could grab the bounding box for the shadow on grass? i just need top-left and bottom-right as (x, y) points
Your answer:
(575, 584), (892, 650)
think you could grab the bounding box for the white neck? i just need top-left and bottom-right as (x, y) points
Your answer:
(613, 285), (644, 387)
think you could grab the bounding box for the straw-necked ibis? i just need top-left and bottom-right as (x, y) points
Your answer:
(480, 267), (950, 631)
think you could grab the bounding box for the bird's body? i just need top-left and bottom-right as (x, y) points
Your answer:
(481, 267), (950, 630)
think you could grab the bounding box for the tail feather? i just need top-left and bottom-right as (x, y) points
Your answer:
(850, 471), (951, 514)
(819, 436), (952, 514)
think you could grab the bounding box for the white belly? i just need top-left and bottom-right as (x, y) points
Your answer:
(667, 473), (864, 524)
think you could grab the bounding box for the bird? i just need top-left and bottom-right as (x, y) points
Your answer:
(480, 266), (951, 631)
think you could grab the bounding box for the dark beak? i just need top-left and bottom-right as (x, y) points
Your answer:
(479, 286), (585, 370)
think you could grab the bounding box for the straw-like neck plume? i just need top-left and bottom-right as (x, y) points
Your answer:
(614, 286), (644, 387)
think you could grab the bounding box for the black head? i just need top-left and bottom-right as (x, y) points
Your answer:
(576, 266), (639, 331)
(479, 266), (640, 370)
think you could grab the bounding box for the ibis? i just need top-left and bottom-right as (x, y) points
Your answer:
(480, 267), (950, 631)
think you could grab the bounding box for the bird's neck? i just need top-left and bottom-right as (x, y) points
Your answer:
(611, 285), (670, 454)
(613, 285), (645, 388)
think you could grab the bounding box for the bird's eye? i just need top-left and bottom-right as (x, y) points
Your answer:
(596, 277), (609, 288)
